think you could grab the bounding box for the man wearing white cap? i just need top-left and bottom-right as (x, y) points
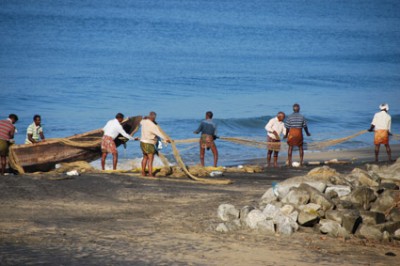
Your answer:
(368, 103), (392, 162)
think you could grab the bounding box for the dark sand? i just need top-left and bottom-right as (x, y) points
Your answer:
(1, 145), (399, 265)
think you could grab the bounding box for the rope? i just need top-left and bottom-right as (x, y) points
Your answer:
(6, 127), (390, 176)
(8, 146), (25, 174)
(307, 130), (368, 149)
(157, 126), (232, 185)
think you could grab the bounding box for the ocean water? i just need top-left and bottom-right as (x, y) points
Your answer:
(1, 0), (399, 166)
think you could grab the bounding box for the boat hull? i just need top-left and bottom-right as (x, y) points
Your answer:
(9, 116), (142, 173)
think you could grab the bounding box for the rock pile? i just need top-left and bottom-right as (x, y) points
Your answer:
(216, 159), (400, 242)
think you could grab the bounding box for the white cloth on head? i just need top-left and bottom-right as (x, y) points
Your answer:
(371, 111), (391, 131)
(379, 103), (389, 111)
(103, 119), (134, 140)
(265, 117), (287, 140)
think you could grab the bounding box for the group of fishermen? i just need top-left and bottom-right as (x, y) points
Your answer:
(0, 103), (393, 176)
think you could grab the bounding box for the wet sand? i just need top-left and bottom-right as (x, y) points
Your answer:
(1, 146), (400, 265)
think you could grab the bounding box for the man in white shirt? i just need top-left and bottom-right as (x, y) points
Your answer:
(368, 103), (392, 162)
(101, 113), (136, 170)
(265, 112), (286, 167)
(140, 112), (170, 177)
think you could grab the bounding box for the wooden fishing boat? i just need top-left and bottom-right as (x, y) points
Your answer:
(9, 116), (142, 173)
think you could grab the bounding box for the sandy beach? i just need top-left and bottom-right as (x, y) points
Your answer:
(1, 145), (399, 265)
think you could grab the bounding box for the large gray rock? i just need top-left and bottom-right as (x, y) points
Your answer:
(299, 183), (334, 211)
(280, 204), (295, 216)
(260, 188), (278, 205)
(299, 203), (322, 214)
(298, 211), (319, 226)
(216, 223), (229, 233)
(307, 166), (339, 179)
(257, 220), (275, 234)
(325, 210), (343, 224)
(360, 211), (386, 225)
(349, 186), (377, 210)
(281, 187), (310, 206)
(225, 219), (242, 231)
(325, 185), (352, 198)
(356, 224), (382, 240)
(341, 209), (362, 234)
(374, 221), (400, 234)
(319, 219), (342, 237)
(245, 209), (267, 229)
(274, 210), (299, 236)
(388, 207), (400, 222)
(218, 204), (240, 222)
(263, 204), (280, 219)
(351, 168), (379, 187)
(325, 209), (361, 234)
(239, 206), (255, 225)
(379, 182), (399, 191)
(303, 181), (327, 193)
(367, 158), (400, 181)
(335, 200), (355, 210)
(370, 190), (400, 213)
(394, 229), (400, 240)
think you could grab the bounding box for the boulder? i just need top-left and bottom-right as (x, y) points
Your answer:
(335, 200), (354, 210)
(374, 221), (400, 234)
(394, 229), (400, 240)
(299, 203), (321, 214)
(281, 187), (310, 206)
(239, 206), (255, 225)
(341, 209), (362, 234)
(388, 207), (400, 222)
(325, 210), (343, 224)
(325, 209), (361, 234)
(225, 219), (242, 231)
(245, 209), (267, 229)
(303, 181), (326, 193)
(356, 224), (382, 240)
(218, 204), (239, 222)
(216, 223), (229, 233)
(325, 189), (339, 200)
(325, 185), (352, 198)
(298, 211), (319, 226)
(260, 188), (278, 205)
(257, 220), (275, 234)
(307, 166), (338, 179)
(319, 219), (342, 237)
(349, 186), (377, 210)
(359, 211), (386, 225)
(351, 168), (379, 187)
(379, 182), (400, 191)
(370, 190), (400, 213)
(382, 231), (391, 243)
(274, 211), (299, 236)
(368, 159), (400, 181)
(280, 205), (295, 216)
(299, 183), (334, 211)
(263, 204), (280, 219)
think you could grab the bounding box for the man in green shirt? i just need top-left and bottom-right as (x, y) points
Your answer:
(25, 114), (45, 144)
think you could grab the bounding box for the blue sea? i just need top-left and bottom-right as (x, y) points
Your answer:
(1, 0), (399, 166)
